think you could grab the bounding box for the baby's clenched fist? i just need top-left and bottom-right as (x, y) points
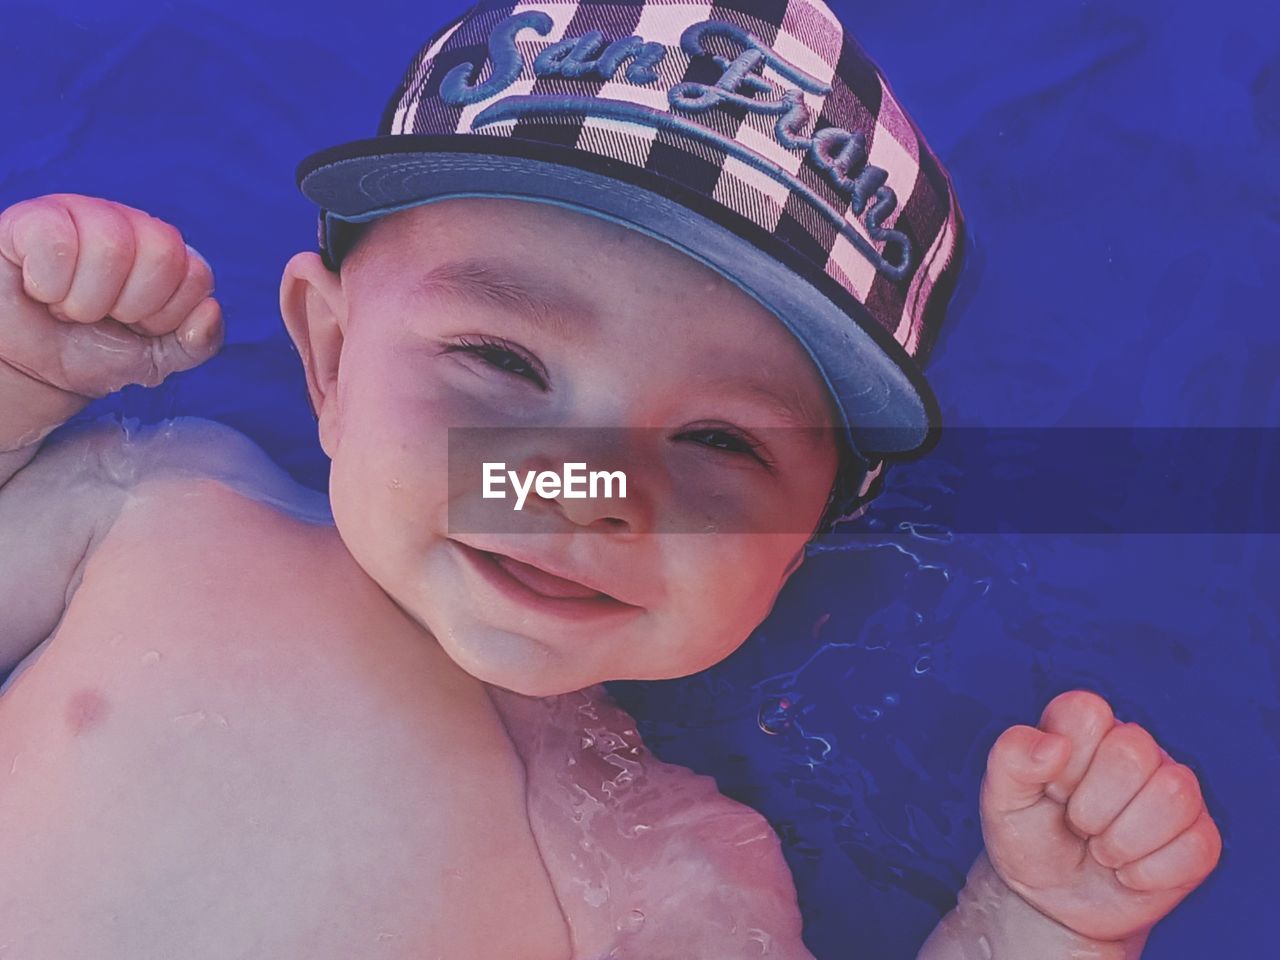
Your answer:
(0, 193), (223, 399)
(980, 690), (1221, 944)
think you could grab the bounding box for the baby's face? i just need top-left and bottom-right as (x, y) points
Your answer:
(281, 198), (839, 696)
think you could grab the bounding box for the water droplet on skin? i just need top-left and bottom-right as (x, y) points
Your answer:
(593, 730), (625, 751)
(746, 928), (771, 952)
(140, 650), (161, 665)
(376, 932), (395, 941)
(977, 934), (993, 959)
(173, 710), (208, 725)
(9, 753), (23, 776)
(388, 478), (402, 490)
(617, 908), (645, 932)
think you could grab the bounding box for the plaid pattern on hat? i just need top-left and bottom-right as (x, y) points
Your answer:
(370, 0), (963, 370)
(298, 0), (966, 529)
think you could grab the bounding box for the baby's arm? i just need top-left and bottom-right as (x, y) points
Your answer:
(490, 683), (816, 959)
(583, 775), (816, 960)
(0, 194), (222, 675)
(917, 691), (1220, 959)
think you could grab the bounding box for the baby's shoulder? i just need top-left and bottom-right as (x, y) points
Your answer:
(488, 684), (812, 958)
(58, 413), (332, 527)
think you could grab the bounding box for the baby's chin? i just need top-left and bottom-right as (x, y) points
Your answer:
(438, 621), (566, 695)
(436, 618), (751, 698)
(442, 621), (658, 697)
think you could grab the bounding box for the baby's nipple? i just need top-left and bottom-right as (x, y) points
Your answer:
(65, 687), (110, 737)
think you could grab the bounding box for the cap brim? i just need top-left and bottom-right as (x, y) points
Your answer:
(297, 134), (941, 459)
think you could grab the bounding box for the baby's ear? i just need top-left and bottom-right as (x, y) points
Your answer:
(279, 251), (347, 457)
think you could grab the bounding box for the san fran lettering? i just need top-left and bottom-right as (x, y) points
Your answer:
(440, 12), (911, 278)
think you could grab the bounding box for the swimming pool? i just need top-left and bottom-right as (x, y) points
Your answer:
(2, 0), (1276, 955)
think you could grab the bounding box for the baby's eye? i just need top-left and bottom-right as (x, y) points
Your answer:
(675, 426), (774, 467)
(445, 335), (548, 389)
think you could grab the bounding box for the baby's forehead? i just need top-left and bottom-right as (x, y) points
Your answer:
(351, 231), (786, 378)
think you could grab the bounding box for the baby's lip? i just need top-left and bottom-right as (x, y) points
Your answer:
(450, 537), (641, 608)
(490, 552), (604, 600)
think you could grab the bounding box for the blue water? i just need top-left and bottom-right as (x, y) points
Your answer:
(2, 0), (1276, 956)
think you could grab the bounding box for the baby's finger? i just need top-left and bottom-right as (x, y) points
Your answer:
(1088, 761), (1205, 869)
(107, 213), (189, 334)
(982, 724), (1072, 815)
(1065, 722), (1163, 838)
(0, 197), (80, 305)
(160, 296), (224, 372)
(53, 198), (136, 324)
(135, 244), (215, 335)
(1039, 690), (1115, 805)
(1115, 811), (1222, 892)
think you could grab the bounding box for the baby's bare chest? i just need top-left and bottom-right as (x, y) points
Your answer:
(0, 478), (572, 960)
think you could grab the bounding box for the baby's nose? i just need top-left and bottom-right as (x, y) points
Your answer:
(509, 436), (656, 536)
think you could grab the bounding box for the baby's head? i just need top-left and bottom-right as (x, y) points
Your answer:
(284, 0), (964, 696)
(282, 196), (840, 695)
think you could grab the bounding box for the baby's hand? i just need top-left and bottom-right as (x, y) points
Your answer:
(980, 690), (1221, 944)
(0, 193), (223, 399)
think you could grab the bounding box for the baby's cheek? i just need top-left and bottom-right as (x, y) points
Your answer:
(658, 559), (776, 673)
(677, 535), (765, 593)
(327, 454), (410, 581)
(707, 536), (791, 601)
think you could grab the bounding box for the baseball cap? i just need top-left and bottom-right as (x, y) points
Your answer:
(296, 0), (966, 528)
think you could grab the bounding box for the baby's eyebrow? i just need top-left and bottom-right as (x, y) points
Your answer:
(713, 376), (835, 436)
(410, 257), (591, 337)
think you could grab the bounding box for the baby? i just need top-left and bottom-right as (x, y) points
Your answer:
(0, 0), (1219, 957)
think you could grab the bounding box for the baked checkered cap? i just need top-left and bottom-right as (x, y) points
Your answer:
(296, 0), (966, 529)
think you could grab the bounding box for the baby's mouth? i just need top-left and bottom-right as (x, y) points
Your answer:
(485, 551), (606, 600)
(449, 538), (644, 614)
